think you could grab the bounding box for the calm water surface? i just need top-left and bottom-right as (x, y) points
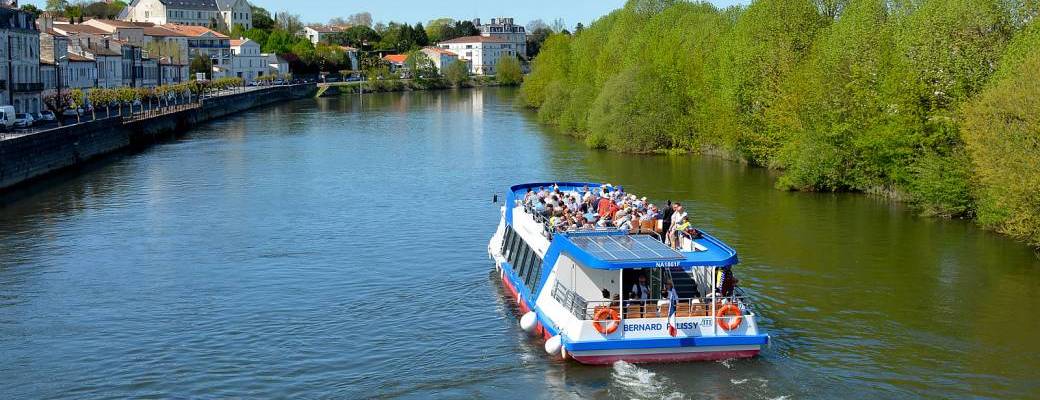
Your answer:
(1, 88), (1038, 399)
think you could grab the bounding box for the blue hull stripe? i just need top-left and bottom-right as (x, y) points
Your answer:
(565, 334), (770, 351)
(500, 260), (559, 337)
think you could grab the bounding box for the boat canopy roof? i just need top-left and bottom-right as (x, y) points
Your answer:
(555, 230), (738, 270)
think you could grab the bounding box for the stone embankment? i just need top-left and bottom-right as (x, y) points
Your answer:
(0, 84), (316, 192)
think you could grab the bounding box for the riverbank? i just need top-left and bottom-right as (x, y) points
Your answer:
(317, 77), (512, 97)
(0, 84), (316, 194)
(520, 2), (1040, 249)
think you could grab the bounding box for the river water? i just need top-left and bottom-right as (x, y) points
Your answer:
(1, 88), (1037, 399)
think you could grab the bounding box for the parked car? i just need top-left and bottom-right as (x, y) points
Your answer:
(13, 113), (34, 128)
(62, 108), (82, 117)
(38, 111), (56, 122)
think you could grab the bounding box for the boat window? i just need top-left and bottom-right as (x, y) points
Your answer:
(508, 228), (522, 261)
(526, 256), (542, 292)
(502, 228), (516, 259)
(516, 244), (531, 281)
(503, 226), (545, 292)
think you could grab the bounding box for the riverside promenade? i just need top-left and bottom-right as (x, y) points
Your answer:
(0, 83), (316, 193)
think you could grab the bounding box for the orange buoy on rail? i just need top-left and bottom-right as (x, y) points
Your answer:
(716, 304), (743, 331)
(592, 307), (620, 334)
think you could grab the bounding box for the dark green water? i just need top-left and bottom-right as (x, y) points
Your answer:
(0, 88), (1037, 399)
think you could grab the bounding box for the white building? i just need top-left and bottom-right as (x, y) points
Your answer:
(141, 25), (190, 66)
(229, 38), (265, 83)
(1, 7), (43, 113)
(86, 45), (123, 89)
(262, 53), (289, 77)
(438, 36), (514, 75)
(162, 24), (231, 78)
(65, 53), (99, 90)
(216, 0), (253, 30)
(120, 0), (252, 30)
(474, 17), (527, 59)
(303, 25), (345, 45)
(420, 46), (459, 72)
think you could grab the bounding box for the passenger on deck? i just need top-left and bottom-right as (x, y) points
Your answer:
(630, 274), (651, 302)
(663, 280), (679, 304)
(669, 216), (692, 249)
(661, 201), (674, 242)
(716, 266), (739, 297)
(597, 193), (614, 218)
(614, 209), (633, 230)
(645, 204), (660, 220)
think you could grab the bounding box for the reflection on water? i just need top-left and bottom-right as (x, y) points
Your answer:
(0, 88), (1037, 399)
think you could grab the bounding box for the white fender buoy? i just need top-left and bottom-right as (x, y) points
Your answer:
(544, 335), (562, 356)
(520, 312), (537, 333)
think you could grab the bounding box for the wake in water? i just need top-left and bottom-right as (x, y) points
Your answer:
(610, 361), (685, 400)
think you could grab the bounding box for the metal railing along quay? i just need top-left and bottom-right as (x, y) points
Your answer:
(0, 84), (290, 141)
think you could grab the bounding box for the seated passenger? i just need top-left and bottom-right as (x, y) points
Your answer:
(630, 274), (651, 303)
(644, 204), (660, 220)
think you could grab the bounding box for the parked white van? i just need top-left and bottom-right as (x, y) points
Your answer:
(0, 106), (15, 131)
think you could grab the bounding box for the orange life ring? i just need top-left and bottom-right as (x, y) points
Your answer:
(592, 307), (620, 334)
(716, 303), (743, 331)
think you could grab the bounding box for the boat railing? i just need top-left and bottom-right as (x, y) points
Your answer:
(580, 295), (754, 320)
(674, 229), (709, 252)
(551, 280), (589, 319)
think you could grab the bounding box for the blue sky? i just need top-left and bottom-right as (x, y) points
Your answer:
(30, 0), (750, 27)
(250, 0), (752, 25)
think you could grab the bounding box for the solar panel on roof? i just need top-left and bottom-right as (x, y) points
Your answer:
(570, 235), (685, 262)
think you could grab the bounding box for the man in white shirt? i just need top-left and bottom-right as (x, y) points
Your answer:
(630, 274), (650, 302)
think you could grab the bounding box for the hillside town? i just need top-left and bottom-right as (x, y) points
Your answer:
(1, 0), (542, 121)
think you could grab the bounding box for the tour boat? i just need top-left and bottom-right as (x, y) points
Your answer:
(487, 182), (770, 364)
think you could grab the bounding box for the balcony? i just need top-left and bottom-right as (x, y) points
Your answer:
(12, 82), (43, 92)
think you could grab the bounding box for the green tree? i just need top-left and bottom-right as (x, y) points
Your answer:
(495, 56), (523, 85)
(443, 60), (470, 86)
(413, 23), (430, 47)
(252, 5), (275, 30)
(426, 18), (454, 43)
(19, 4), (43, 18)
(405, 50), (437, 79)
(961, 27), (1040, 245)
(329, 25), (380, 48)
(45, 0), (68, 14)
(190, 54), (212, 78)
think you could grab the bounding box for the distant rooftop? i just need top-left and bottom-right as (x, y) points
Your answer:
(439, 35), (508, 44)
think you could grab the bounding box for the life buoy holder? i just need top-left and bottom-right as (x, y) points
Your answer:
(716, 303), (743, 331)
(592, 307), (620, 334)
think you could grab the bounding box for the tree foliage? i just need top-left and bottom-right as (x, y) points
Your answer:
(443, 60), (470, 87)
(962, 25), (1040, 246)
(520, 0), (1040, 240)
(496, 56), (523, 86)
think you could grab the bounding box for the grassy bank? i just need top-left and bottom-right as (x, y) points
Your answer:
(322, 76), (508, 95)
(520, 0), (1040, 248)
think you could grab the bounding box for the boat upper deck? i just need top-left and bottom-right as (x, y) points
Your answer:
(505, 182), (739, 269)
